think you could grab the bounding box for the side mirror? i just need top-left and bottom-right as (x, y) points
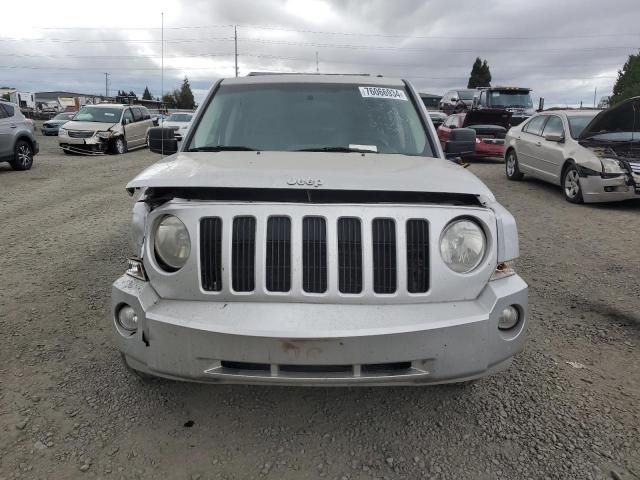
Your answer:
(148, 127), (179, 155)
(444, 127), (476, 159)
(544, 133), (564, 143)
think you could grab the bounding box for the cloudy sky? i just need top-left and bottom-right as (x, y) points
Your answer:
(1, 0), (638, 106)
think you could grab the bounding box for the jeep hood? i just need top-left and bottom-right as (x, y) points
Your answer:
(580, 96), (640, 140)
(126, 152), (495, 201)
(463, 110), (512, 130)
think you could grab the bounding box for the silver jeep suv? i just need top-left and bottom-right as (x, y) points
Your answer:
(113, 74), (528, 386)
(0, 100), (39, 170)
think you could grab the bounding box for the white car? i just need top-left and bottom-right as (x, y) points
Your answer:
(112, 74), (527, 386)
(504, 98), (640, 203)
(161, 111), (193, 140)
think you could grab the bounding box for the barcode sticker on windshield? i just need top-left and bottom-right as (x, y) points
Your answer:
(359, 86), (408, 101)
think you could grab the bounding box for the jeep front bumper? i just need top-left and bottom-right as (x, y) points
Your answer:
(112, 274), (528, 386)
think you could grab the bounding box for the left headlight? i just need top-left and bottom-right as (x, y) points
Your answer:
(440, 219), (486, 274)
(154, 215), (191, 271)
(600, 158), (624, 175)
(58, 127), (67, 136)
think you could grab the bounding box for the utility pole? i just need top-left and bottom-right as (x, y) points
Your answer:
(161, 11), (164, 157)
(104, 72), (110, 97)
(316, 51), (319, 73)
(234, 25), (238, 77)
(593, 87), (597, 108)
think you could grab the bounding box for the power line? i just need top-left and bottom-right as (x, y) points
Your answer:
(0, 65), (617, 80)
(18, 23), (640, 40)
(0, 35), (637, 53)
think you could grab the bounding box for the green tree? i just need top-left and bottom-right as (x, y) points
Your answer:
(467, 57), (492, 88)
(610, 51), (640, 105)
(142, 86), (153, 100)
(177, 77), (195, 109)
(162, 91), (177, 109)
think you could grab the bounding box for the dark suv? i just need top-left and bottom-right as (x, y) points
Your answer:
(0, 101), (38, 170)
(439, 89), (476, 114)
(472, 87), (535, 126)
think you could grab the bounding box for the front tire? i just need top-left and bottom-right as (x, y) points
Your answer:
(562, 164), (584, 203)
(505, 150), (524, 180)
(9, 140), (34, 171)
(111, 137), (127, 155)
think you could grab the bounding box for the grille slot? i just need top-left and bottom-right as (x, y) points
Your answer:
(337, 218), (363, 294)
(67, 130), (94, 138)
(266, 216), (291, 292)
(200, 217), (223, 291)
(372, 218), (397, 294)
(406, 220), (429, 293)
(302, 217), (327, 293)
(231, 216), (256, 292)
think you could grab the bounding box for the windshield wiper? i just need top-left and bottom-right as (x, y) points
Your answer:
(187, 145), (256, 152)
(294, 146), (378, 153)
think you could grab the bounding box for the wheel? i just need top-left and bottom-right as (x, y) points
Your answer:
(562, 164), (584, 203)
(9, 140), (34, 171)
(111, 137), (127, 155)
(505, 150), (524, 180)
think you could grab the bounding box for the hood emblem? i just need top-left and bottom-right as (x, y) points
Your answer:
(287, 178), (323, 188)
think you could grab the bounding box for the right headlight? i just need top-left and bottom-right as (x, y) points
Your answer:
(439, 219), (486, 274)
(600, 158), (624, 175)
(154, 215), (191, 271)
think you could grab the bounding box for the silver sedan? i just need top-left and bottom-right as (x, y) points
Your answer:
(503, 98), (640, 203)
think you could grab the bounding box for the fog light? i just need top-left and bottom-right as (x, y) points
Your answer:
(117, 305), (138, 332)
(498, 305), (520, 330)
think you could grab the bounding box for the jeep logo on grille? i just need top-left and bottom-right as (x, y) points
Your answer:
(286, 178), (323, 188)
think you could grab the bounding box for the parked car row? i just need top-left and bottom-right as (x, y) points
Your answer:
(505, 98), (640, 203)
(0, 99), (38, 170)
(422, 91), (640, 204)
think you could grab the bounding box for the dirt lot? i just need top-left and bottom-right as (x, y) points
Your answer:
(0, 130), (638, 480)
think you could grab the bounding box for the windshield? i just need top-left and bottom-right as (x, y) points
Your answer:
(189, 83), (431, 156)
(458, 90), (475, 101)
(73, 106), (122, 123)
(54, 113), (75, 121)
(567, 113), (599, 139)
(167, 113), (193, 122)
(420, 96), (440, 109)
(488, 91), (533, 108)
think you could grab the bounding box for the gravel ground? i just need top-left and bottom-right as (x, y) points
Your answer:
(0, 129), (638, 480)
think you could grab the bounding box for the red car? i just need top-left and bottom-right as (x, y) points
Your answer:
(437, 110), (511, 158)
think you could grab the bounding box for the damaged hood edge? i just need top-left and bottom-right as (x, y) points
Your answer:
(126, 151), (496, 202)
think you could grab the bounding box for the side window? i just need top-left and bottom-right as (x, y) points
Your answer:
(1, 104), (15, 117)
(0, 105), (8, 119)
(523, 116), (547, 136)
(479, 91), (486, 106)
(542, 115), (564, 137)
(132, 108), (143, 122)
(122, 109), (134, 124)
(141, 108), (151, 120)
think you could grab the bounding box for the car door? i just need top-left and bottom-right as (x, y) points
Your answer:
(139, 108), (153, 143)
(0, 104), (13, 160)
(122, 108), (136, 145)
(130, 108), (144, 147)
(517, 115), (548, 176)
(538, 114), (567, 182)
